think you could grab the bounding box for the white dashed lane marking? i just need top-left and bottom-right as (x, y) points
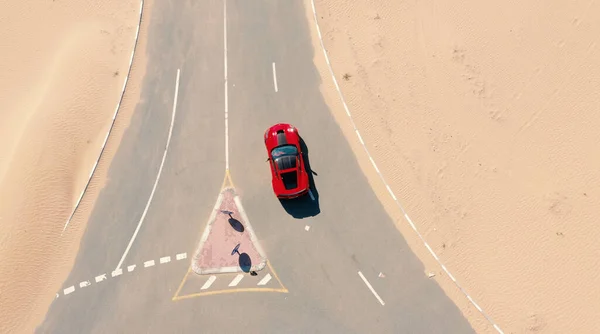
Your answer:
(55, 252), (278, 299)
(56, 252), (187, 298)
(112, 268), (123, 277)
(63, 286), (75, 295)
(358, 271), (385, 306)
(272, 62), (279, 92)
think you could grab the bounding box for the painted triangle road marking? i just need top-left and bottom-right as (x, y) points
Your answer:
(172, 170), (287, 301)
(191, 172), (267, 275)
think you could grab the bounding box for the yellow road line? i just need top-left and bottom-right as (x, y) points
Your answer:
(267, 261), (288, 292)
(171, 261), (288, 301)
(220, 169), (235, 190)
(173, 287), (288, 301)
(171, 266), (192, 301)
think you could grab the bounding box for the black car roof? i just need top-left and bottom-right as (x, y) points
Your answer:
(274, 155), (297, 171)
(280, 171), (298, 190)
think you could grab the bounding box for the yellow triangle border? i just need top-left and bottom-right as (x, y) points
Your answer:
(171, 261), (288, 301)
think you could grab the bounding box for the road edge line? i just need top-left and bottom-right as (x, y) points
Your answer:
(308, 1), (503, 332)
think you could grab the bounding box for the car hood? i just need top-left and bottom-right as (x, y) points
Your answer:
(265, 126), (299, 149)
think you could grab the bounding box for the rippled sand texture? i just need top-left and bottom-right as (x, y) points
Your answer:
(0, 1), (141, 332)
(311, 0), (600, 333)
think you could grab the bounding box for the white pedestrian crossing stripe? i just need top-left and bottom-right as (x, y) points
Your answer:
(229, 274), (244, 287)
(257, 273), (272, 286)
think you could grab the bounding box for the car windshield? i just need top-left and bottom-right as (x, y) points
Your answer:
(270, 145), (297, 158)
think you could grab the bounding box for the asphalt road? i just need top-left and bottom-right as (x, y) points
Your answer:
(37, 0), (475, 333)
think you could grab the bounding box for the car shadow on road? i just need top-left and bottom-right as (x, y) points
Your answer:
(279, 136), (321, 219)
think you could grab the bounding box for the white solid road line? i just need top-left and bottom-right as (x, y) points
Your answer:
(160, 256), (171, 264)
(229, 274), (244, 287)
(201, 276), (217, 290)
(257, 273), (272, 286)
(223, 0), (229, 170)
(61, 0), (145, 234)
(357, 271), (385, 306)
(115, 68), (181, 271)
(272, 62), (278, 92)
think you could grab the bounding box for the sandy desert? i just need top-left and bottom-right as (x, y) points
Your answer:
(310, 0), (600, 333)
(0, 0), (145, 332)
(1, 0), (600, 333)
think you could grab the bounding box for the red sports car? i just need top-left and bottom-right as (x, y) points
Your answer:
(264, 123), (310, 199)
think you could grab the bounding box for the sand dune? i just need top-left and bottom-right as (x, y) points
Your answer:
(0, 0), (142, 332)
(311, 0), (600, 333)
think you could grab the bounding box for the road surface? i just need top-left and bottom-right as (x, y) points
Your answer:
(37, 1), (475, 333)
